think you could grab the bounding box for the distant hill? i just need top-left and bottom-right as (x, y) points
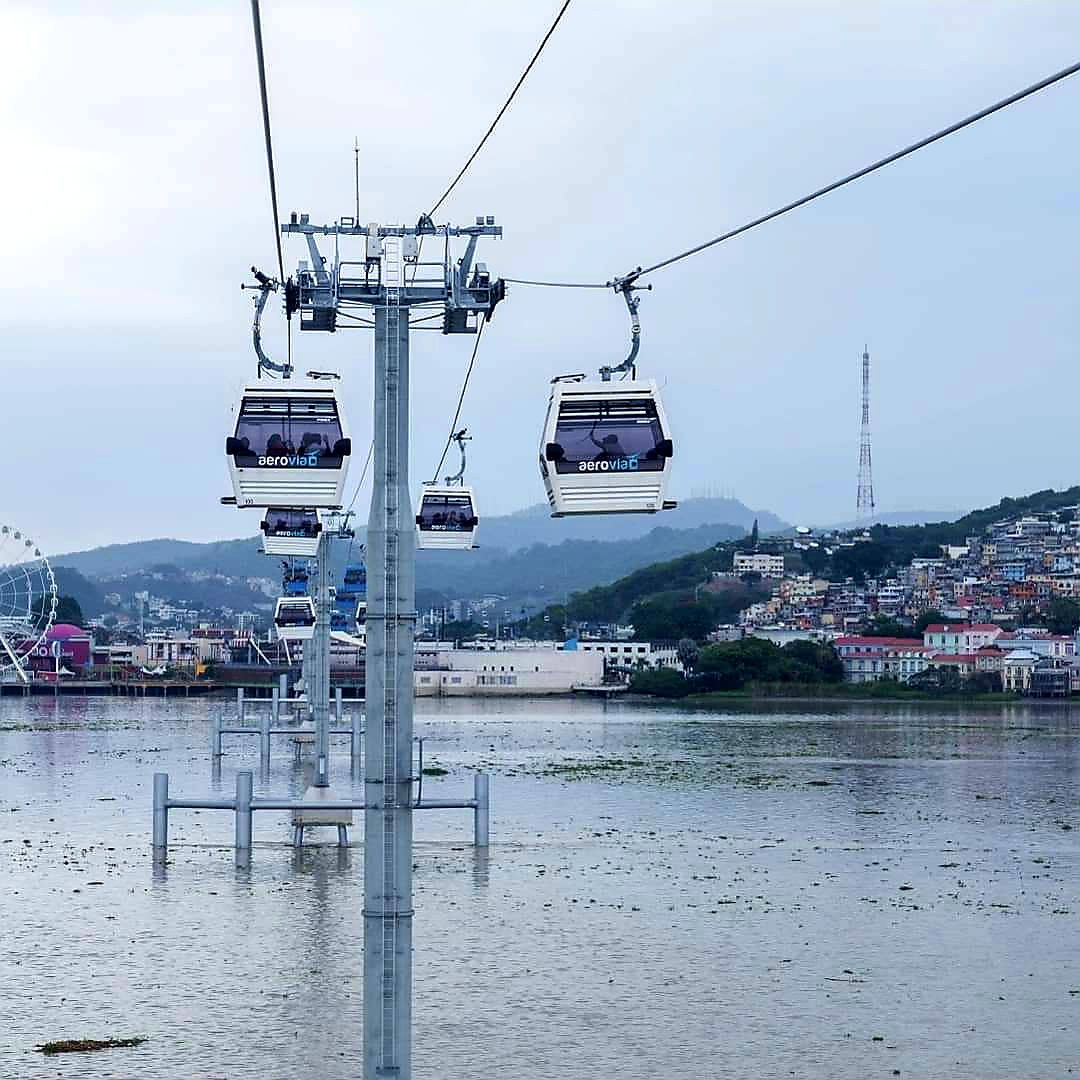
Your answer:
(51, 567), (108, 619)
(56, 519), (748, 616)
(53, 496), (786, 578)
(823, 509), (967, 531)
(858, 486), (1080, 566)
(53, 538), (220, 578)
(51, 496), (782, 611)
(416, 523), (746, 609)
(479, 497), (787, 550)
(530, 485), (1080, 633)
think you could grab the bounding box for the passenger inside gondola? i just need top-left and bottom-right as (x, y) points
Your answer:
(551, 399), (668, 472)
(277, 604), (314, 627)
(232, 396), (344, 460)
(417, 494), (475, 531)
(592, 432), (628, 460)
(299, 432), (326, 457)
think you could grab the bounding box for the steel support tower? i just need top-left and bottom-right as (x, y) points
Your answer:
(282, 212), (503, 1080)
(856, 345), (875, 525)
(311, 530), (332, 784)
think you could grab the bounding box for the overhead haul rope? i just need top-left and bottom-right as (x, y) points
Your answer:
(249, 0), (286, 285)
(249, 0), (294, 375)
(345, 439), (376, 514)
(427, 0), (572, 217)
(431, 317), (486, 482)
(505, 57), (1080, 290)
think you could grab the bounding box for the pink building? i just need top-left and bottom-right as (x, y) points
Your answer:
(28, 624), (93, 679)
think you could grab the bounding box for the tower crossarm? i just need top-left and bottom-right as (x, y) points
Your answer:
(282, 215), (504, 334)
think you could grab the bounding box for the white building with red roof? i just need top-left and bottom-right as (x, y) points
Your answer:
(922, 623), (1003, 654)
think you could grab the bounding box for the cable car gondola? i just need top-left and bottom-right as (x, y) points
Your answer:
(338, 561), (367, 598)
(540, 377), (674, 515)
(273, 597), (316, 641)
(282, 561), (310, 597)
(261, 508), (322, 557)
(331, 559), (367, 632)
(416, 429), (478, 550)
(226, 381), (351, 508)
(539, 278), (675, 516)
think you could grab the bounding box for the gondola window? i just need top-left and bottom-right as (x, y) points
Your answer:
(550, 399), (668, 473)
(233, 398), (345, 462)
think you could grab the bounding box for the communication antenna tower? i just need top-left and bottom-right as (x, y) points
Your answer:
(856, 345), (875, 525)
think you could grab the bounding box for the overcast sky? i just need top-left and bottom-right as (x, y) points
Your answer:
(3, 0), (1078, 553)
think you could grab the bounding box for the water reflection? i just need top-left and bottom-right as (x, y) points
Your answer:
(0, 695), (1078, 1079)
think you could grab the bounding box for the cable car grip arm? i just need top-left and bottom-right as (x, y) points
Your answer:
(242, 266), (294, 377)
(600, 268), (651, 381)
(444, 428), (470, 486)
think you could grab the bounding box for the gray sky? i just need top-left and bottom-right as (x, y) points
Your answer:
(3, 0), (1079, 553)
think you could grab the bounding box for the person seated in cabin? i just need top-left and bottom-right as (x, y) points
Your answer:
(299, 432), (326, 458)
(266, 433), (291, 456)
(592, 432), (628, 461)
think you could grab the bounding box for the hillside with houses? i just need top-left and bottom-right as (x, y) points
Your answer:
(729, 492), (1080, 695)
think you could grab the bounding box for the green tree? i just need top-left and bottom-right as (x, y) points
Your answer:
(697, 637), (784, 688)
(782, 639), (844, 683)
(676, 637), (700, 673)
(630, 596), (717, 642)
(908, 665), (963, 694)
(35, 594), (84, 627)
(830, 541), (892, 583)
(965, 670), (1002, 693)
(630, 667), (691, 697)
(798, 544), (829, 575)
(1046, 596), (1080, 635)
(863, 615), (912, 638)
(441, 619), (486, 642)
(56, 596), (84, 625)
(750, 518), (759, 547)
(914, 609), (945, 635)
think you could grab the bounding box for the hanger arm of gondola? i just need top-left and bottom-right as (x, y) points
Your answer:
(442, 429), (470, 486)
(598, 274), (651, 382)
(242, 266), (293, 377)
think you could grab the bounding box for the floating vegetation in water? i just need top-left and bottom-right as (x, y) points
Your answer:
(35, 1037), (147, 1055)
(421, 766), (449, 777)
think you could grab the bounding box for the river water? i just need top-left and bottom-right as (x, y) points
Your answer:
(0, 695), (1077, 1079)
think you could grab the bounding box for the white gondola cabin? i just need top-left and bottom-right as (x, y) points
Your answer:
(539, 379), (675, 516)
(261, 508), (322, 558)
(273, 597), (316, 641)
(226, 382), (351, 508)
(415, 486), (478, 550)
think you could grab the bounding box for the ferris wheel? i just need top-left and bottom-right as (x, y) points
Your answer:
(0, 524), (57, 684)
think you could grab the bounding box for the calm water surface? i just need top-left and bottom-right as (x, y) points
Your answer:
(0, 695), (1077, 1078)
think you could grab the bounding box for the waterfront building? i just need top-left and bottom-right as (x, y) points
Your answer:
(414, 646), (603, 695)
(922, 623), (1003, 654)
(835, 636), (926, 684)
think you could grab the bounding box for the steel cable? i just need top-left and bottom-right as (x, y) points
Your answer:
(430, 318), (486, 483)
(505, 58), (1080, 289)
(250, 0), (286, 285)
(427, 1), (572, 218)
